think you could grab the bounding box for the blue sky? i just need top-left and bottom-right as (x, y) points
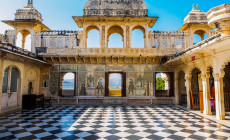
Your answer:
(0, 0), (229, 48)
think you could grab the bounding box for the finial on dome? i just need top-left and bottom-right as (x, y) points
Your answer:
(196, 4), (199, 10)
(192, 3), (195, 10)
(27, 0), (33, 8)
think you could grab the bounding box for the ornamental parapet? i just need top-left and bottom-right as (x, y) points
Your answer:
(83, 9), (148, 17)
(149, 31), (189, 36)
(40, 30), (78, 36)
(42, 48), (179, 57)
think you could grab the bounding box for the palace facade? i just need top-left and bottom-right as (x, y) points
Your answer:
(0, 0), (230, 120)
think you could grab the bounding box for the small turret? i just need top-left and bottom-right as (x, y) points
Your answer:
(15, 0), (42, 22)
(184, 3), (208, 24)
(207, 4), (230, 37)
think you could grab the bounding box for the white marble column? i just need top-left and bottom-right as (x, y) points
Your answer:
(214, 74), (225, 120)
(202, 74), (212, 115)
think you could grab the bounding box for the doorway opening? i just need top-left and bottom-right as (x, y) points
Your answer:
(108, 73), (122, 96)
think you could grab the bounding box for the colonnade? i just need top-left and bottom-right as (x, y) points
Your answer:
(175, 60), (229, 120)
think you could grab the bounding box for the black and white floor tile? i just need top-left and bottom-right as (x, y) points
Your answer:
(0, 105), (230, 140)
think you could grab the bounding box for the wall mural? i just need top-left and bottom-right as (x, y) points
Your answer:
(49, 64), (169, 97)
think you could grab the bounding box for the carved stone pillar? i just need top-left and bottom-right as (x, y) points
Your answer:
(22, 35), (26, 49)
(123, 26), (127, 48)
(185, 74), (192, 109)
(214, 74), (225, 120)
(100, 26), (106, 48)
(144, 27), (149, 48)
(126, 26), (130, 48)
(202, 74), (212, 115)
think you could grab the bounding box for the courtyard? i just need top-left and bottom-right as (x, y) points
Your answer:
(0, 105), (230, 140)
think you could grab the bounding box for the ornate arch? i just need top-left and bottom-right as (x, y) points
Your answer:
(25, 67), (38, 81)
(3, 64), (22, 79)
(132, 25), (146, 37)
(85, 25), (100, 36)
(107, 25), (124, 38)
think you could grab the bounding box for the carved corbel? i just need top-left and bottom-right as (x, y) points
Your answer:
(74, 56), (78, 63)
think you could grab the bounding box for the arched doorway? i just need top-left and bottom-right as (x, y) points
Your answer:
(2, 66), (21, 108)
(61, 73), (76, 97)
(108, 73), (122, 96)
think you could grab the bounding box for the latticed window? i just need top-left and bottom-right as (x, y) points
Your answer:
(162, 38), (167, 48)
(176, 39), (185, 47)
(154, 38), (159, 48)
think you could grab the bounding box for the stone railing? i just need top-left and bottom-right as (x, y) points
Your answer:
(40, 30), (78, 35)
(148, 30), (189, 49)
(150, 31), (189, 36)
(44, 48), (180, 56)
(33, 30), (79, 48)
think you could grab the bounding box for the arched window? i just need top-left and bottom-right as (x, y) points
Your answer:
(87, 29), (100, 48)
(131, 29), (144, 48)
(108, 33), (123, 48)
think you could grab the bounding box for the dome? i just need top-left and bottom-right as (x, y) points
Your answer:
(184, 4), (208, 24)
(15, 1), (43, 22)
(83, 0), (148, 17)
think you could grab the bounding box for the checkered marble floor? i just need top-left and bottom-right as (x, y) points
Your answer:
(0, 105), (230, 140)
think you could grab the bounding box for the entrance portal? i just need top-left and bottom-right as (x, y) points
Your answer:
(109, 73), (122, 96)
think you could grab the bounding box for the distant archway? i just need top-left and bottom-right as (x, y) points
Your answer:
(86, 26), (100, 48)
(107, 25), (124, 48)
(16, 30), (31, 51)
(108, 33), (123, 48)
(61, 73), (76, 97)
(132, 26), (145, 48)
(193, 30), (208, 44)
